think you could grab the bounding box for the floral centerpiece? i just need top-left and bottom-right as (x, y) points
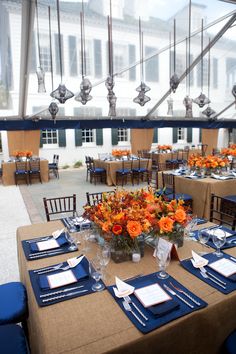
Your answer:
(112, 149), (131, 158)
(13, 150), (33, 159)
(188, 154), (229, 174)
(83, 188), (189, 262)
(156, 144), (172, 152)
(221, 148), (236, 158)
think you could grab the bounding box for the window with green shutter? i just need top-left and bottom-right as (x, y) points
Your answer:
(153, 128), (158, 143)
(75, 129), (82, 146)
(111, 128), (118, 145)
(199, 128), (202, 143)
(96, 129), (103, 145)
(173, 128), (178, 143)
(58, 130), (66, 147)
(187, 128), (192, 143)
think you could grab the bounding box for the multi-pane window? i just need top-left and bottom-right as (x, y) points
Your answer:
(177, 128), (185, 141)
(40, 34), (50, 72)
(94, 39), (102, 78)
(113, 44), (128, 78)
(82, 129), (94, 143)
(145, 46), (159, 82)
(41, 129), (58, 145)
(116, 108), (136, 117)
(79, 41), (91, 76)
(74, 107), (102, 117)
(197, 58), (207, 87)
(68, 35), (78, 76)
(213, 58), (218, 89)
(226, 57), (236, 88)
(118, 128), (128, 142)
(54, 34), (64, 76)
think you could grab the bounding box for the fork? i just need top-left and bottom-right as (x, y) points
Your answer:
(163, 284), (194, 308)
(123, 295), (148, 321)
(37, 264), (70, 275)
(199, 269), (226, 289)
(33, 262), (64, 273)
(169, 282), (201, 306)
(122, 301), (146, 327)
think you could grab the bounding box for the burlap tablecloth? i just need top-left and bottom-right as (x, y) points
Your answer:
(17, 220), (236, 354)
(2, 159), (49, 185)
(94, 159), (152, 186)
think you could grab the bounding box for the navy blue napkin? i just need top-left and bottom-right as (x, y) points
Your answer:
(148, 299), (179, 317)
(107, 273), (207, 334)
(29, 256), (106, 307)
(193, 227), (236, 250)
(29, 233), (68, 252)
(181, 252), (236, 294)
(39, 258), (89, 290)
(195, 218), (207, 225)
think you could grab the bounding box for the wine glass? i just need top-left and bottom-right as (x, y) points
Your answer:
(184, 216), (198, 241)
(198, 229), (210, 255)
(212, 229), (226, 257)
(79, 229), (92, 253)
(65, 233), (77, 251)
(97, 242), (111, 280)
(155, 247), (171, 279)
(89, 258), (105, 292)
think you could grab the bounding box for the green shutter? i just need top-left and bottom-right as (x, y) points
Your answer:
(96, 129), (103, 146)
(173, 128), (178, 143)
(39, 130), (43, 147)
(75, 129), (82, 146)
(58, 130), (66, 147)
(187, 128), (193, 143)
(153, 128), (158, 143)
(199, 128), (202, 143)
(111, 128), (118, 145)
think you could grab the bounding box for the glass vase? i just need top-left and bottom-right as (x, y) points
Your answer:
(165, 227), (184, 248)
(110, 234), (145, 263)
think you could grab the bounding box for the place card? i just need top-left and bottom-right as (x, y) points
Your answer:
(208, 258), (236, 277)
(37, 239), (60, 251)
(153, 237), (180, 260)
(47, 270), (77, 289)
(134, 283), (171, 308)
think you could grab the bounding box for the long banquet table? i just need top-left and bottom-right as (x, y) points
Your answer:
(2, 159), (49, 185)
(94, 159), (152, 186)
(17, 220), (236, 354)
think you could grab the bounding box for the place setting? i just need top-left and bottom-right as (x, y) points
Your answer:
(180, 249), (236, 294)
(29, 254), (106, 306)
(61, 216), (91, 233)
(193, 226), (236, 250)
(22, 228), (78, 260)
(107, 245), (207, 334)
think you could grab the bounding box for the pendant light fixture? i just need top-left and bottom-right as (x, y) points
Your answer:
(47, 6), (59, 122)
(35, 0), (46, 93)
(183, 1), (193, 118)
(75, 0), (92, 104)
(170, 19), (180, 93)
(105, 0), (117, 117)
(50, 0), (74, 104)
(167, 33), (173, 115)
(202, 38), (216, 117)
(133, 17), (151, 106)
(193, 19), (210, 108)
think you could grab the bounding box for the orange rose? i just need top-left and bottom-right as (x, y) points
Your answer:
(158, 216), (174, 233)
(174, 209), (187, 224)
(102, 221), (111, 233)
(112, 224), (123, 235)
(127, 220), (142, 238)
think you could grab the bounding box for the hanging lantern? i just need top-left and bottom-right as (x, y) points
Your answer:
(183, 95), (193, 118)
(170, 73), (180, 93)
(193, 92), (210, 108)
(202, 106), (216, 118)
(36, 67), (46, 93)
(75, 77), (92, 105)
(48, 101), (59, 121)
(50, 84), (74, 104)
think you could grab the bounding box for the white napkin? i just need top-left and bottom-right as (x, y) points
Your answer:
(191, 250), (208, 268)
(52, 228), (65, 239)
(67, 255), (84, 268)
(113, 277), (135, 298)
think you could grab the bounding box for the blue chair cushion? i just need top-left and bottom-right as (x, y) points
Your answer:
(0, 324), (29, 354)
(166, 193), (192, 201)
(15, 170), (27, 175)
(223, 330), (236, 354)
(156, 187), (173, 196)
(116, 169), (130, 174)
(224, 195), (236, 203)
(132, 168), (147, 172)
(29, 169), (40, 173)
(0, 282), (28, 325)
(92, 168), (105, 173)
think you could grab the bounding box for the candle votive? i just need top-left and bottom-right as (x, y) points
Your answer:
(132, 252), (141, 263)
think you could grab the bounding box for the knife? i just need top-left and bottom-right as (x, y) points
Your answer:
(42, 289), (88, 302)
(29, 249), (65, 258)
(40, 285), (84, 298)
(163, 284), (194, 309)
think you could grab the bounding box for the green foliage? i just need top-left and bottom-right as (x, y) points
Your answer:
(73, 161), (83, 168)
(62, 164), (70, 169)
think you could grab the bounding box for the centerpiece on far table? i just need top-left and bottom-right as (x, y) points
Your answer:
(13, 150), (33, 160)
(111, 149), (131, 159)
(188, 154), (229, 175)
(156, 144), (172, 153)
(83, 188), (189, 262)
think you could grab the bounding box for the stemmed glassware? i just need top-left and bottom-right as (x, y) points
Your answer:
(65, 233), (77, 251)
(184, 216), (198, 241)
(155, 246), (171, 279)
(212, 229), (226, 257)
(97, 242), (111, 280)
(198, 229), (210, 255)
(89, 258), (105, 292)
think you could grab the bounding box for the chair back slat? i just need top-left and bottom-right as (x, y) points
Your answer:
(43, 194), (77, 221)
(210, 193), (236, 230)
(86, 191), (115, 206)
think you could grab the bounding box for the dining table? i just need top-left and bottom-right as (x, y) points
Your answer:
(17, 219), (236, 354)
(2, 159), (49, 185)
(94, 158), (152, 186)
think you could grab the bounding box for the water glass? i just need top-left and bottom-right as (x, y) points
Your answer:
(65, 233), (77, 251)
(212, 229), (226, 257)
(89, 258), (105, 292)
(184, 216), (198, 240)
(198, 229), (210, 255)
(97, 242), (111, 279)
(155, 248), (171, 279)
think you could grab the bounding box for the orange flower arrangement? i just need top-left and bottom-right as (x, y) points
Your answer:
(13, 150), (33, 159)
(221, 148), (236, 157)
(112, 149), (131, 157)
(83, 188), (189, 252)
(188, 154), (229, 170)
(157, 145), (172, 151)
